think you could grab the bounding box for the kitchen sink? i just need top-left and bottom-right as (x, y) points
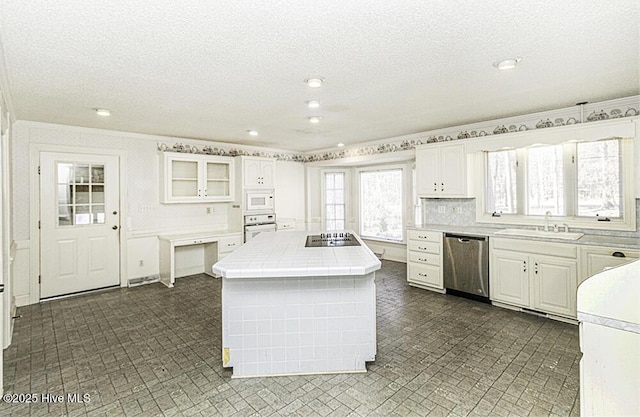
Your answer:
(494, 228), (584, 240)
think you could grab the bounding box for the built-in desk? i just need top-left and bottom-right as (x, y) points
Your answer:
(158, 231), (242, 287)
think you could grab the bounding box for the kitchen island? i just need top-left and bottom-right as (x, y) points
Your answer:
(212, 231), (381, 378)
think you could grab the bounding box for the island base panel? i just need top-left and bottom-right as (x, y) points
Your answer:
(221, 273), (377, 377)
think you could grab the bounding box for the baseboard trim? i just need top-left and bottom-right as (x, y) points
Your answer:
(14, 294), (30, 308)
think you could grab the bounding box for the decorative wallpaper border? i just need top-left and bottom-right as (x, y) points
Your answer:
(157, 103), (639, 163)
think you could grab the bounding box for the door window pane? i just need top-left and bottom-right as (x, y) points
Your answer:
(486, 150), (517, 214)
(360, 169), (403, 241)
(576, 140), (622, 218)
(527, 145), (564, 215)
(324, 172), (345, 231)
(56, 162), (106, 226)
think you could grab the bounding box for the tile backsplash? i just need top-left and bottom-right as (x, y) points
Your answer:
(419, 198), (640, 239)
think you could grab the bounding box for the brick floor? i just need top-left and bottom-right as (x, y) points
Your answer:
(1, 260), (581, 416)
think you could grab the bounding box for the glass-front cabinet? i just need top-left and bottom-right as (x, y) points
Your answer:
(161, 153), (235, 203)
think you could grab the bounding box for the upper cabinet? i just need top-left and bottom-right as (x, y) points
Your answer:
(161, 153), (235, 203)
(416, 143), (471, 198)
(241, 157), (275, 188)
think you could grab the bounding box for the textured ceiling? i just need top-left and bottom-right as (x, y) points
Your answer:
(0, 1), (638, 151)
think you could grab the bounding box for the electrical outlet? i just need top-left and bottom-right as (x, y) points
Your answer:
(453, 207), (462, 214)
(438, 206), (446, 214)
(206, 207), (213, 214)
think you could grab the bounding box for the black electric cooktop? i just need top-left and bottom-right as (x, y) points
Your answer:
(305, 232), (361, 247)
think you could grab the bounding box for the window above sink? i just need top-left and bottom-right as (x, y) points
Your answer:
(476, 137), (636, 232)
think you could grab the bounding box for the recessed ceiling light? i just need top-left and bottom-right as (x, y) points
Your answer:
(305, 77), (325, 88)
(247, 129), (259, 136)
(492, 57), (522, 70)
(308, 116), (322, 124)
(307, 100), (320, 108)
(337, 143), (344, 147)
(94, 108), (111, 116)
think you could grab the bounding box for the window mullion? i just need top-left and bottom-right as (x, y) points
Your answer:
(516, 149), (527, 215)
(564, 143), (577, 217)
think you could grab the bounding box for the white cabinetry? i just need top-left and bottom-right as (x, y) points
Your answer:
(416, 143), (470, 198)
(217, 234), (243, 260)
(407, 229), (444, 292)
(158, 232), (243, 287)
(241, 157), (275, 188)
(491, 250), (529, 307)
(161, 153), (235, 203)
(579, 245), (640, 284)
(490, 238), (578, 319)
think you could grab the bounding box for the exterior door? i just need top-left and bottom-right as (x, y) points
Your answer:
(40, 152), (120, 298)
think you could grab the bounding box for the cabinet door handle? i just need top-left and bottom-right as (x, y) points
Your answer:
(418, 273), (428, 277)
(612, 251), (626, 258)
(433, 182), (437, 191)
(417, 246), (428, 250)
(198, 189), (202, 197)
(534, 262), (538, 274)
(418, 258), (428, 262)
(523, 261), (527, 272)
(441, 182), (444, 192)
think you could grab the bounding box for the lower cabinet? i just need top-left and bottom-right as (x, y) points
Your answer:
(406, 229), (444, 292)
(490, 238), (578, 319)
(217, 233), (243, 260)
(579, 245), (640, 284)
(490, 250), (529, 307)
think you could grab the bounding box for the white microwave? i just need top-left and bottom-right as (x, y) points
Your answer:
(246, 190), (274, 212)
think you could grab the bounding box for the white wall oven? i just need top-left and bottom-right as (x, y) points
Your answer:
(244, 214), (276, 242)
(245, 190), (274, 212)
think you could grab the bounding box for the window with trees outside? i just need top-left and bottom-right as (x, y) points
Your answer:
(323, 172), (345, 230)
(485, 138), (628, 225)
(360, 168), (403, 241)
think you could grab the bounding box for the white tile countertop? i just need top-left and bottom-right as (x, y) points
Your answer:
(408, 225), (640, 249)
(212, 231), (381, 278)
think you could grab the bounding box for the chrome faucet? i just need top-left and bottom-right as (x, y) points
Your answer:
(560, 223), (570, 233)
(544, 211), (552, 231)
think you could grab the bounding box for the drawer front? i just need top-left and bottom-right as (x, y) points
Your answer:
(491, 237), (577, 259)
(219, 235), (243, 253)
(408, 229), (441, 243)
(408, 240), (441, 254)
(409, 251), (441, 266)
(408, 264), (442, 288)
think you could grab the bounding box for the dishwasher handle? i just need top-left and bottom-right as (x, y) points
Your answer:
(444, 233), (488, 242)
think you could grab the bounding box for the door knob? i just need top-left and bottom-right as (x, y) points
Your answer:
(112, 225), (118, 230)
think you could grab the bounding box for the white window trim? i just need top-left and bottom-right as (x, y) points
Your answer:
(320, 169), (348, 231)
(475, 137), (636, 231)
(356, 163), (409, 243)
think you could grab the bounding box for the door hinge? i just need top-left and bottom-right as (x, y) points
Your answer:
(38, 220), (41, 229)
(38, 166), (41, 175)
(38, 275), (41, 284)
(571, 155), (575, 163)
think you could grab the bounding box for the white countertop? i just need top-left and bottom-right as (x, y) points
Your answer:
(212, 231), (381, 278)
(409, 225), (640, 249)
(577, 259), (640, 333)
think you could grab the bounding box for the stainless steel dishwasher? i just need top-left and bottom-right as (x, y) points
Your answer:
(443, 233), (489, 301)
